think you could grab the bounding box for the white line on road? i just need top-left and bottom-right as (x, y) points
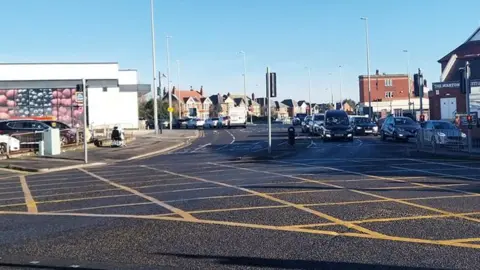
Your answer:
(226, 130), (236, 144)
(191, 143), (212, 153)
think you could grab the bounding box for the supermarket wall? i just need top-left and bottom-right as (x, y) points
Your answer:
(0, 63), (141, 129)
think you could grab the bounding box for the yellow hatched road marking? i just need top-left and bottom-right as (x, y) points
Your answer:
(0, 210), (479, 249)
(19, 175), (37, 213)
(144, 165), (386, 237)
(78, 168), (196, 221)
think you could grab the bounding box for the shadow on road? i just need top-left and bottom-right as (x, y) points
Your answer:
(156, 253), (439, 270)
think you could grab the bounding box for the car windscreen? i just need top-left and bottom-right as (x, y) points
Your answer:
(433, 122), (456, 129)
(313, 115), (324, 121)
(394, 118), (415, 125)
(212, 118), (219, 120)
(326, 115), (349, 125)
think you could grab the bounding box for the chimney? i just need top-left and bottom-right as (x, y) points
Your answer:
(200, 86), (203, 96)
(252, 93), (255, 100)
(172, 86), (176, 95)
(375, 69), (379, 75)
(227, 92), (230, 96)
(190, 86), (193, 91)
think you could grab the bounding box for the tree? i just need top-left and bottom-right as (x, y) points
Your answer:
(342, 99), (356, 109)
(138, 98), (169, 120)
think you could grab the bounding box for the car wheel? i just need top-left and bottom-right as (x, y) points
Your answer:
(60, 135), (69, 146)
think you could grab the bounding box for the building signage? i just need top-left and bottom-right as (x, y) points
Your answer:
(432, 80), (480, 90)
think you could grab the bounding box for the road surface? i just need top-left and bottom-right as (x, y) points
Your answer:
(0, 124), (479, 269)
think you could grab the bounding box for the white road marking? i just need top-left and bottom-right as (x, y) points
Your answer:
(191, 143), (212, 153)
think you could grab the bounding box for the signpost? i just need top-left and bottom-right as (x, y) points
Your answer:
(266, 67), (277, 154)
(76, 79), (88, 164)
(460, 61), (472, 153)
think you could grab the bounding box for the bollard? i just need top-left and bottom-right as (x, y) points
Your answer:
(38, 141), (45, 156)
(288, 126), (295, 146)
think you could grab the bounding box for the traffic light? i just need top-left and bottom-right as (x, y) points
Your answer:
(459, 67), (471, 94)
(413, 73), (423, 97)
(467, 114), (473, 129)
(269, 72), (277, 98)
(76, 84), (84, 92)
(420, 114), (425, 122)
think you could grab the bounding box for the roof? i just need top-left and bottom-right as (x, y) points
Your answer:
(209, 95), (221, 105)
(297, 100), (310, 106)
(255, 98), (268, 107)
(438, 27), (480, 63)
(281, 99), (296, 108)
(358, 74), (407, 79)
(233, 98), (245, 106)
(444, 57), (480, 81)
(174, 90), (204, 100)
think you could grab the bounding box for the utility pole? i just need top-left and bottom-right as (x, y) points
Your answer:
(239, 51), (248, 122)
(150, 0), (159, 134)
(339, 65), (343, 109)
(176, 60), (181, 118)
(403, 50), (412, 115)
(361, 17), (372, 119)
(166, 35), (172, 130)
(266, 67), (271, 154)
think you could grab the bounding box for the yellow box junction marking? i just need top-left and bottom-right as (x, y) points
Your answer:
(19, 175), (37, 214)
(143, 165), (386, 237)
(78, 168), (196, 221)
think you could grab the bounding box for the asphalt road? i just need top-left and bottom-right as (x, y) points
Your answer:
(1, 124), (480, 269)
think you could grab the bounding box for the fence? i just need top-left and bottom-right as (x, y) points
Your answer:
(415, 127), (480, 155)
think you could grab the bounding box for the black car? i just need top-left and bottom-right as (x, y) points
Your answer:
(350, 116), (378, 136)
(321, 110), (354, 141)
(380, 116), (420, 141)
(0, 119), (50, 149)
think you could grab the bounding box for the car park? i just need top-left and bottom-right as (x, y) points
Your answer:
(321, 110), (354, 141)
(380, 116), (420, 142)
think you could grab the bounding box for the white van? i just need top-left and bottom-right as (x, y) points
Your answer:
(228, 107), (247, 128)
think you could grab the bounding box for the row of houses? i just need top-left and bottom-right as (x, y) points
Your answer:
(158, 87), (347, 119)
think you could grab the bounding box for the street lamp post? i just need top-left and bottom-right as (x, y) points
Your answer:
(166, 35), (172, 130)
(403, 49), (412, 114)
(361, 17), (372, 119)
(339, 65), (343, 109)
(150, 0), (159, 135)
(238, 51), (248, 122)
(305, 67), (312, 115)
(328, 72), (334, 105)
(176, 60), (181, 118)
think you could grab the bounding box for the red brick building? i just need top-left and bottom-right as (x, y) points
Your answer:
(358, 70), (429, 117)
(430, 26), (480, 137)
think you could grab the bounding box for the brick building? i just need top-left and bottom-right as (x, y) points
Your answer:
(430, 26), (480, 137)
(358, 69), (429, 118)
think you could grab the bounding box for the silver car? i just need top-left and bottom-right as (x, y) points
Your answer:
(421, 120), (467, 147)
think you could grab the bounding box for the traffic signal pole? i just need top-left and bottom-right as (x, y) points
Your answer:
(81, 78), (88, 164)
(465, 62), (472, 153)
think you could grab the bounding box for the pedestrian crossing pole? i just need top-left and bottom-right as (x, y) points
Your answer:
(266, 67), (271, 154)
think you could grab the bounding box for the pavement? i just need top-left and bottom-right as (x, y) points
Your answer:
(0, 129), (197, 172)
(0, 124), (480, 269)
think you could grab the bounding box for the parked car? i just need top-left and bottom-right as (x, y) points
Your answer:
(187, 118), (205, 129)
(0, 134), (20, 154)
(301, 115), (313, 133)
(0, 119), (50, 149)
(380, 116), (420, 142)
(218, 116), (230, 128)
(349, 116), (378, 136)
(293, 113), (307, 126)
(177, 118), (190, 129)
(310, 114), (325, 136)
(204, 117), (219, 128)
(320, 110), (354, 141)
(41, 120), (81, 145)
(420, 120), (467, 147)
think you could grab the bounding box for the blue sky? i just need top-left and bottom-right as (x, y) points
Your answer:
(0, 0), (479, 103)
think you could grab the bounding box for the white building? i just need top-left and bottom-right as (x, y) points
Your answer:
(0, 62), (149, 129)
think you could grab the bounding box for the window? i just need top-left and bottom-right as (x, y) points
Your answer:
(385, 91), (394, 98)
(384, 79), (393, 87)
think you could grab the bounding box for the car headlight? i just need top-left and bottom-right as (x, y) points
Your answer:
(437, 132), (446, 137)
(372, 126), (378, 131)
(461, 132), (467, 138)
(356, 126), (362, 129)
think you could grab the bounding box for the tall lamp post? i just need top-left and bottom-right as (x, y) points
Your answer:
(328, 72), (334, 105)
(361, 17), (372, 119)
(166, 35), (172, 130)
(305, 67), (312, 115)
(150, 0), (159, 134)
(403, 49), (412, 114)
(339, 65), (343, 109)
(176, 60), (181, 118)
(238, 51), (248, 121)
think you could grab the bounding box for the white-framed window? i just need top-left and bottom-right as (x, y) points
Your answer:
(384, 79), (393, 87)
(385, 91), (394, 98)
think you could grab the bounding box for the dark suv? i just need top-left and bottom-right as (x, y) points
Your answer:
(321, 110), (354, 141)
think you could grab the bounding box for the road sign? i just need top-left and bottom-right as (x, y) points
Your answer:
(167, 107), (174, 113)
(75, 92), (84, 104)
